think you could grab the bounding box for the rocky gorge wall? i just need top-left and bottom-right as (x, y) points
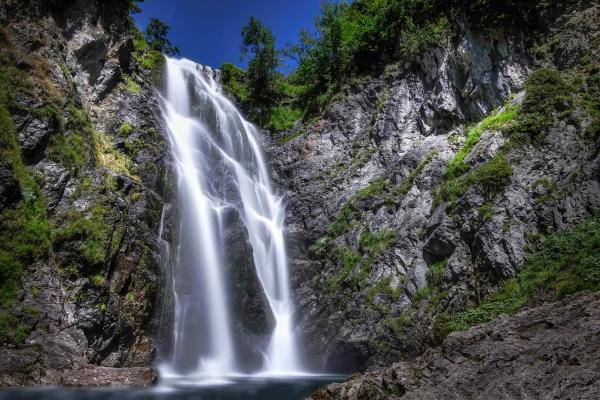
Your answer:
(269, 0), (600, 373)
(0, 0), (172, 386)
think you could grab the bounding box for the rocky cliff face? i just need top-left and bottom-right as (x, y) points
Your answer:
(308, 292), (600, 400)
(0, 0), (171, 386)
(270, 1), (600, 372)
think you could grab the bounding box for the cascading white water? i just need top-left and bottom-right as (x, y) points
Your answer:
(158, 57), (302, 382)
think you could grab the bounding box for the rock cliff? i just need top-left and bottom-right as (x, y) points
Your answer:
(269, 0), (600, 373)
(308, 292), (600, 400)
(0, 0), (171, 386)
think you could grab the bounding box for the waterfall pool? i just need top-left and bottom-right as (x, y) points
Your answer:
(0, 376), (345, 400)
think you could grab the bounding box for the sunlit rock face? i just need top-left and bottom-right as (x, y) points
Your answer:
(269, 3), (600, 372)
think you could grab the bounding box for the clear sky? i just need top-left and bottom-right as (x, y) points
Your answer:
(133, 0), (323, 72)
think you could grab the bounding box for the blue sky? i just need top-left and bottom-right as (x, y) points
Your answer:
(133, 0), (323, 72)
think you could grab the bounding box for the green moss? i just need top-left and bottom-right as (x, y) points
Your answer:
(118, 122), (133, 136)
(47, 133), (88, 175)
(89, 274), (106, 287)
(327, 246), (362, 291)
(506, 68), (572, 146)
(0, 63), (51, 345)
(122, 75), (142, 94)
(359, 229), (395, 258)
(53, 204), (122, 266)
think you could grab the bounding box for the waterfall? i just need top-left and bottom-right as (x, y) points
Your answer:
(158, 57), (301, 382)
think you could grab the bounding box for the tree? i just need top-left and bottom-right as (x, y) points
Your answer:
(128, 0), (143, 14)
(241, 17), (279, 111)
(282, 29), (316, 65)
(144, 18), (180, 56)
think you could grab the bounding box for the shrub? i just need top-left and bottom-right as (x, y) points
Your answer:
(118, 122), (133, 136)
(359, 229), (395, 258)
(90, 274), (106, 287)
(265, 105), (303, 132)
(507, 68), (571, 145)
(327, 246), (362, 291)
(47, 132), (88, 175)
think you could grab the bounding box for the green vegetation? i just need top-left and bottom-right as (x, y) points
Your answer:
(385, 150), (437, 205)
(241, 17), (279, 113)
(48, 132), (87, 175)
(132, 28), (164, 71)
(434, 101), (518, 209)
(220, 63), (250, 104)
(445, 217), (600, 333)
(143, 17), (179, 56)
(220, 1), (561, 130)
(118, 122), (133, 136)
(359, 229), (396, 258)
(53, 204), (123, 266)
(90, 274), (106, 287)
(327, 246), (362, 291)
(122, 75), (142, 94)
(264, 105), (303, 132)
(0, 53), (51, 345)
(506, 68), (572, 146)
(326, 228), (397, 292)
(93, 130), (137, 179)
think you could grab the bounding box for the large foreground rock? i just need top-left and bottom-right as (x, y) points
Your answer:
(308, 292), (600, 400)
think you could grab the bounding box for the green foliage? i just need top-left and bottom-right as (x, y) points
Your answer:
(330, 178), (387, 237)
(144, 18), (179, 56)
(122, 75), (141, 94)
(53, 205), (122, 266)
(264, 105), (303, 132)
(118, 122), (133, 136)
(445, 280), (522, 332)
(359, 229), (396, 258)
(241, 17), (279, 111)
(506, 68), (572, 145)
(220, 63), (250, 104)
(327, 246), (362, 291)
(445, 217), (600, 333)
(400, 17), (449, 59)
(89, 274), (106, 287)
(132, 28), (164, 71)
(367, 275), (403, 304)
(445, 103), (517, 182)
(435, 100), (517, 209)
(48, 133), (87, 175)
(0, 62), (51, 345)
(468, 154), (513, 193)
